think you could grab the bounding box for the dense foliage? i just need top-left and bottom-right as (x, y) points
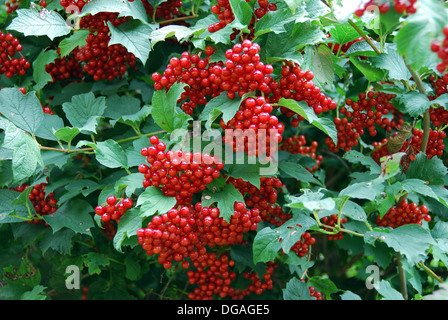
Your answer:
(1, 0), (448, 302)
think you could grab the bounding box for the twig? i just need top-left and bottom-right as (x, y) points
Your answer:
(397, 254), (408, 300)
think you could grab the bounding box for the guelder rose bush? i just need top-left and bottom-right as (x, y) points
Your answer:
(0, 0), (448, 302)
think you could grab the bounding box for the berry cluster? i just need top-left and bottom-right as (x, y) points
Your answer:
(137, 205), (205, 270)
(280, 135), (323, 173)
(430, 26), (448, 73)
(56, 2), (137, 81)
(321, 214), (348, 241)
(10, 181), (58, 225)
(231, 262), (277, 299)
(229, 176), (319, 258)
(137, 202), (261, 270)
(152, 39), (274, 117)
(326, 90), (404, 153)
(376, 201), (431, 228)
(186, 251), (237, 299)
(0, 31), (31, 79)
(407, 128), (446, 159)
(152, 48), (216, 115)
(186, 250), (277, 300)
(213, 40), (274, 100)
(208, 0), (277, 40)
(94, 195), (133, 223)
(208, 0), (236, 33)
(371, 128), (446, 164)
(219, 95), (284, 157)
(59, 0), (88, 10)
(327, 35), (364, 56)
(195, 201), (261, 247)
(101, 220), (117, 241)
(138, 136), (224, 205)
(46, 48), (84, 83)
(355, 0), (418, 17)
(267, 62), (338, 127)
(289, 231), (316, 258)
(429, 74), (448, 127)
(301, 280), (322, 300)
(228, 176), (287, 226)
(141, 0), (183, 20)
(5, 0), (21, 14)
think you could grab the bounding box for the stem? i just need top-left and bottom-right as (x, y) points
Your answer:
(417, 262), (444, 283)
(159, 14), (198, 26)
(336, 196), (349, 229)
(397, 254), (408, 300)
(38, 130), (167, 154)
(348, 19), (381, 55)
(405, 63), (430, 153)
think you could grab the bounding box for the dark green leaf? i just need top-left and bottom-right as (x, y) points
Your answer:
(0, 88), (44, 134)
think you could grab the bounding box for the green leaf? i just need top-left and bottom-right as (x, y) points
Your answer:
(302, 45), (334, 88)
(113, 208), (142, 253)
(108, 20), (152, 65)
(344, 40), (380, 58)
(283, 277), (316, 300)
(58, 29), (89, 57)
(7, 8), (71, 40)
(365, 224), (435, 265)
(377, 182), (402, 218)
(32, 49), (58, 91)
(94, 139), (128, 169)
(43, 199), (94, 236)
(114, 173), (144, 198)
(343, 150), (381, 175)
(0, 88), (44, 134)
(405, 152), (447, 186)
(136, 186), (177, 217)
(83, 252), (110, 275)
(401, 178), (439, 200)
(151, 82), (192, 132)
(21, 285), (47, 300)
(253, 226), (281, 264)
(201, 183), (245, 223)
(12, 135), (43, 181)
(5, 129), (43, 182)
(263, 20), (324, 62)
(35, 113), (65, 141)
(200, 91), (255, 129)
(226, 163), (270, 189)
(53, 126), (80, 143)
(349, 56), (385, 82)
(39, 228), (74, 255)
(278, 161), (321, 185)
(275, 214), (317, 254)
(397, 92), (432, 118)
(340, 199), (368, 222)
(276, 98), (337, 143)
(340, 180), (385, 202)
(58, 179), (100, 205)
(394, 0), (448, 70)
(308, 276), (340, 296)
(371, 48), (412, 81)
(253, 8), (298, 37)
(124, 255), (141, 281)
(81, 0), (148, 22)
(62, 92), (107, 134)
(150, 25), (194, 47)
(229, 0), (252, 25)
(374, 280), (405, 300)
(329, 21), (363, 45)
